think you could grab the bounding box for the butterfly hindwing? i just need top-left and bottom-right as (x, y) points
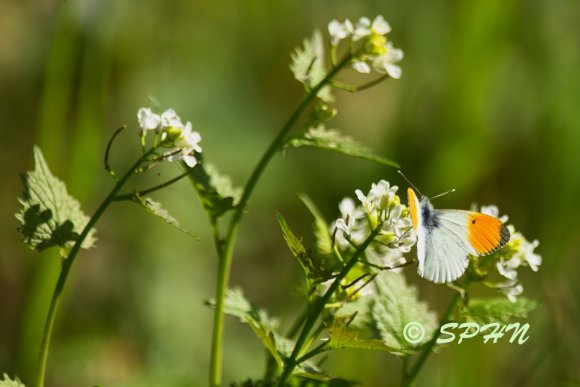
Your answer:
(420, 210), (471, 283)
(420, 210), (510, 283)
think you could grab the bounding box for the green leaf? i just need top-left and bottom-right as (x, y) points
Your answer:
(460, 297), (537, 324)
(371, 271), (437, 353)
(208, 289), (323, 378)
(16, 146), (96, 255)
(208, 288), (285, 370)
(299, 194), (333, 256)
(133, 194), (197, 238)
(0, 373), (25, 387)
(332, 271), (437, 355)
(290, 30), (334, 103)
(286, 126), (399, 168)
(189, 162), (241, 220)
(327, 325), (407, 354)
(275, 212), (335, 286)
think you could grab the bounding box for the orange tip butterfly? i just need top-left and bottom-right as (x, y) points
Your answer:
(402, 173), (510, 283)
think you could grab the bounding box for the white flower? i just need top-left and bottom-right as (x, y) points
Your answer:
(333, 181), (415, 260)
(352, 16), (390, 41)
(369, 180), (397, 211)
(169, 122), (203, 168)
(178, 122), (203, 153)
(371, 42), (404, 79)
(161, 108), (183, 128)
(520, 238), (542, 271)
(355, 189), (376, 214)
(137, 107), (161, 132)
(328, 18), (353, 46)
(352, 17), (371, 41)
(496, 257), (520, 280)
(335, 197), (360, 236)
(355, 180), (398, 214)
(498, 281), (524, 303)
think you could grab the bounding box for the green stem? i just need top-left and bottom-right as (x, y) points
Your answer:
(34, 150), (153, 387)
(113, 167), (193, 202)
(277, 225), (382, 386)
(402, 292), (462, 387)
(208, 54), (353, 387)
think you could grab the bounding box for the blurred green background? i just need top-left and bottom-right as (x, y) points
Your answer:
(1, 1), (579, 386)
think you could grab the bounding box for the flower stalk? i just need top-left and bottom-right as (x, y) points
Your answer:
(35, 149), (156, 387)
(208, 53), (353, 386)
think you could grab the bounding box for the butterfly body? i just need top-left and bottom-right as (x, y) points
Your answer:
(407, 188), (510, 283)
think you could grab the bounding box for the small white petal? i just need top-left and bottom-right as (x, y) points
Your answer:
(182, 154), (198, 168)
(339, 197), (356, 217)
(353, 17), (372, 40)
(385, 64), (402, 79)
(352, 61), (371, 73)
(328, 19), (353, 46)
(371, 15), (391, 35)
(496, 261), (518, 280)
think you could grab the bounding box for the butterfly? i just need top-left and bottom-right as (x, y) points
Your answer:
(406, 186), (510, 283)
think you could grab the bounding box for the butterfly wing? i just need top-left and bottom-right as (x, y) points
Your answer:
(420, 210), (510, 283)
(438, 210), (510, 256)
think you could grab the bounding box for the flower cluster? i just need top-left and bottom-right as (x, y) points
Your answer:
(480, 205), (542, 302)
(137, 107), (203, 168)
(328, 16), (404, 79)
(332, 180), (415, 269)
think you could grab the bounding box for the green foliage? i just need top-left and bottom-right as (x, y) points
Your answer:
(275, 212), (336, 287)
(299, 194), (333, 256)
(459, 297), (538, 324)
(327, 325), (405, 354)
(334, 271), (438, 355)
(16, 146), (96, 256)
(0, 374), (25, 387)
(209, 289), (324, 378)
(189, 162), (241, 221)
(290, 31), (334, 103)
(208, 288), (286, 370)
(133, 194), (196, 237)
(286, 126), (399, 168)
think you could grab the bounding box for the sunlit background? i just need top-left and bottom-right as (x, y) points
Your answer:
(1, 1), (579, 386)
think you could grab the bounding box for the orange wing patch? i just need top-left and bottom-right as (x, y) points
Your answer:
(407, 188), (419, 230)
(467, 213), (510, 255)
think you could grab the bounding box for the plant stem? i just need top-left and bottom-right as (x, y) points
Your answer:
(402, 292), (462, 387)
(34, 151), (152, 387)
(208, 54), (352, 387)
(113, 168), (193, 202)
(277, 225), (382, 386)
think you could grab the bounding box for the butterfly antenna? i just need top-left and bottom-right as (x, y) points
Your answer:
(430, 188), (456, 201)
(398, 170), (423, 197)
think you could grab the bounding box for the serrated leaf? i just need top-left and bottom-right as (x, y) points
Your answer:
(286, 126), (399, 168)
(207, 289), (323, 378)
(290, 30), (334, 103)
(371, 271), (438, 353)
(189, 162), (241, 220)
(16, 147), (96, 255)
(0, 373), (25, 387)
(460, 297), (537, 325)
(299, 194), (333, 256)
(275, 212), (335, 286)
(133, 194), (196, 238)
(333, 271), (437, 355)
(327, 325), (407, 354)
